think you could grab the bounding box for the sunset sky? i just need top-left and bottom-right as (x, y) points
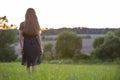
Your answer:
(0, 0), (120, 29)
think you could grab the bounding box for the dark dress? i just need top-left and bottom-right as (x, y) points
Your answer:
(19, 22), (42, 67)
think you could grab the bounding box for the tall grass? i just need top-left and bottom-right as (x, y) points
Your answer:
(0, 62), (120, 80)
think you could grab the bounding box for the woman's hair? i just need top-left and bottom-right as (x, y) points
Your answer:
(23, 8), (40, 36)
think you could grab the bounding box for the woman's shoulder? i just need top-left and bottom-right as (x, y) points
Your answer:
(19, 22), (25, 30)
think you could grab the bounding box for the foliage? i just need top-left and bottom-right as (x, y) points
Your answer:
(0, 30), (17, 46)
(42, 27), (116, 35)
(56, 31), (82, 59)
(73, 53), (90, 62)
(0, 16), (17, 29)
(0, 16), (17, 62)
(93, 36), (104, 48)
(92, 30), (120, 61)
(0, 47), (17, 62)
(43, 43), (54, 60)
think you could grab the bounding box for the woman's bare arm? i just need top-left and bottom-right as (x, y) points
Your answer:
(37, 34), (43, 54)
(19, 30), (24, 53)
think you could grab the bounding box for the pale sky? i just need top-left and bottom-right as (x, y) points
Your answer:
(0, 0), (120, 29)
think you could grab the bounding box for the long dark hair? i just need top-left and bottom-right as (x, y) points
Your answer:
(23, 8), (40, 36)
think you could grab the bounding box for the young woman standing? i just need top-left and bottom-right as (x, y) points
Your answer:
(19, 8), (43, 75)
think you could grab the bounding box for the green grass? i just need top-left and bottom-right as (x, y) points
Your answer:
(0, 62), (120, 80)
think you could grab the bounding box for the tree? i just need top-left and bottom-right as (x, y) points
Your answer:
(0, 16), (17, 62)
(93, 36), (104, 48)
(0, 16), (17, 29)
(92, 31), (120, 61)
(56, 31), (82, 59)
(43, 43), (54, 59)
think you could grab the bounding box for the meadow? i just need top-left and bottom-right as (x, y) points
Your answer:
(0, 62), (120, 80)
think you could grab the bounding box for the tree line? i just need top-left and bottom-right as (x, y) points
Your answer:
(42, 27), (117, 35)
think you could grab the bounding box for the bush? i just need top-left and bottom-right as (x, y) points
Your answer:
(73, 53), (90, 62)
(92, 31), (120, 62)
(0, 47), (17, 62)
(0, 30), (17, 62)
(93, 36), (104, 48)
(56, 31), (82, 59)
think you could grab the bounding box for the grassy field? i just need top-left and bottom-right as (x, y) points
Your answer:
(0, 62), (120, 80)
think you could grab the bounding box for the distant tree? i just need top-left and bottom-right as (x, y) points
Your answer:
(0, 16), (17, 62)
(0, 16), (17, 29)
(92, 31), (120, 61)
(114, 28), (120, 37)
(93, 36), (104, 48)
(43, 43), (54, 59)
(56, 31), (82, 59)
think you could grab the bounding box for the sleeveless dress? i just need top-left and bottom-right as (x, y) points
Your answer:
(19, 22), (41, 67)
(22, 34), (42, 67)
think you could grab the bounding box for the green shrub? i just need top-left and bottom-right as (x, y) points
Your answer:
(56, 31), (82, 59)
(0, 30), (17, 62)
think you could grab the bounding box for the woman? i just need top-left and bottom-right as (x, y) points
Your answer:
(19, 8), (43, 75)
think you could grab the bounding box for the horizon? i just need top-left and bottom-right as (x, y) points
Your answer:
(43, 26), (119, 30)
(0, 0), (120, 29)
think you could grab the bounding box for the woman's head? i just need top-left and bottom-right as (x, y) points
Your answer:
(25, 8), (36, 19)
(23, 8), (40, 36)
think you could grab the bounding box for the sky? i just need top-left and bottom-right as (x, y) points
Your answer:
(0, 0), (120, 29)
